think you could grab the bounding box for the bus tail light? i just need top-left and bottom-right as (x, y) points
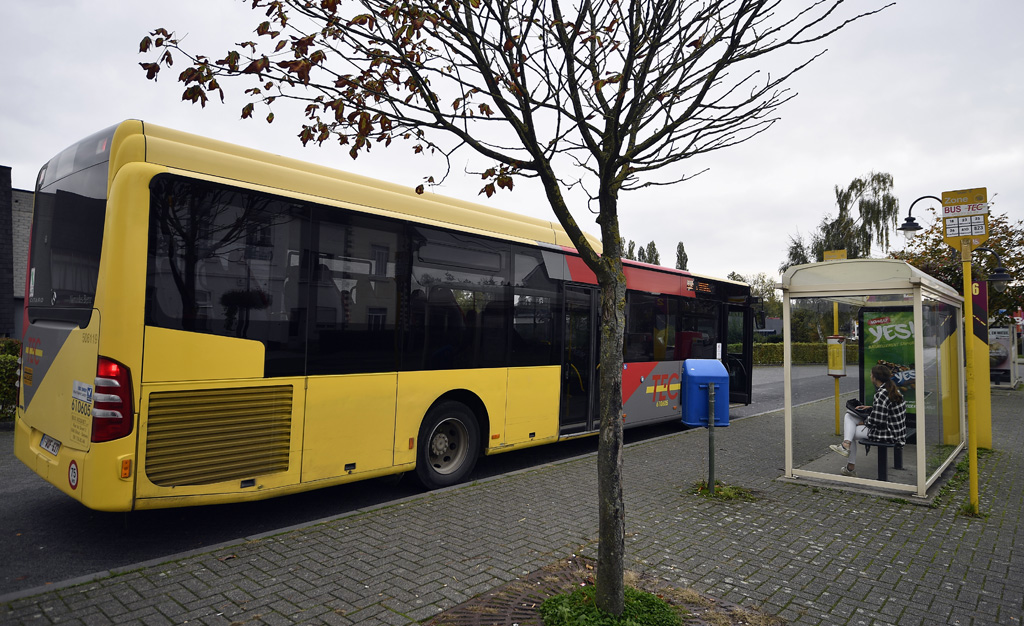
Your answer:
(92, 357), (134, 442)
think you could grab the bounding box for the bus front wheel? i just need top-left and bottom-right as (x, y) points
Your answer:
(416, 401), (480, 489)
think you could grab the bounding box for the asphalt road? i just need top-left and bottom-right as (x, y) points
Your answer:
(0, 364), (853, 597)
(731, 363), (859, 419)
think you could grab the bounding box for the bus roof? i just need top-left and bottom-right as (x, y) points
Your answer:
(108, 120), (595, 251)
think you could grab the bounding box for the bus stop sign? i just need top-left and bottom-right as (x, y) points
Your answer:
(942, 187), (989, 252)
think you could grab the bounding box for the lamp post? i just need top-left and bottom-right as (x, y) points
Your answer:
(975, 247), (1012, 293)
(896, 195), (941, 238)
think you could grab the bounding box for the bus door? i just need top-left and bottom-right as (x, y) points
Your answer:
(727, 303), (753, 405)
(560, 286), (598, 434)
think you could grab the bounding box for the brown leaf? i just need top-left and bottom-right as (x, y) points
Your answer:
(140, 62), (160, 80)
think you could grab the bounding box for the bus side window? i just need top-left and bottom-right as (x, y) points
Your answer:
(424, 287), (463, 368)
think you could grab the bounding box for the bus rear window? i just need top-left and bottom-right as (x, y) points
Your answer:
(27, 162), (108, 323)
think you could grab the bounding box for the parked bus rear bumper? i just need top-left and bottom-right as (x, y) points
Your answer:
(14, 417), (137, 512)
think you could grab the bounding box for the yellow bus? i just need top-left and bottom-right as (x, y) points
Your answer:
(15, 121), (753, 511)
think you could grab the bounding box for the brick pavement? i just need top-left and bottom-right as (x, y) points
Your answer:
(2, 388), (1022, 625)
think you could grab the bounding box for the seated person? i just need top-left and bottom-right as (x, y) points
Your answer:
(829, 364), (908, 477)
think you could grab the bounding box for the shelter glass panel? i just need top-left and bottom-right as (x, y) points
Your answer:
(922, 296), (964, 479)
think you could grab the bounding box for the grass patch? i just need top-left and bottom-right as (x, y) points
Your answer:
(958, 501), (987, 518)
(692, 480), (758, 502)
(540, 584), (685, 626)
(932, 448), (995, 515)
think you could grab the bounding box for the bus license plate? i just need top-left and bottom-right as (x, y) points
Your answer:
(40, 434), (61, 456)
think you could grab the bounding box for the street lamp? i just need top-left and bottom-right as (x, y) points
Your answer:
(897, 195), (941, 238)
(975, 247), (1012, 293)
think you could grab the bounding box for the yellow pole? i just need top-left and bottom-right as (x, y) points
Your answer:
(961, 240), (979, 512)
(831, 377), (839, 436)
(834, 301), (841, 436)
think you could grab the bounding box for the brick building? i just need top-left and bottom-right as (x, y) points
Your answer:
(0, 165), (34, 339)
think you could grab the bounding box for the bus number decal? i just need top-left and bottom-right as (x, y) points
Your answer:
(70, 381), (94, 442)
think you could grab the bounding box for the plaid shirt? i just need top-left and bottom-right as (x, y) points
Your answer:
(865, 386), (907, 445)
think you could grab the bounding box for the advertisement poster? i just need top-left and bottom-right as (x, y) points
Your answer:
(989, 327), (1014, 384)
(859, 308), (916, 413)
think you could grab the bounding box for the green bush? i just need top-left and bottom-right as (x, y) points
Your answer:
(0, 337), (20, 357)
(0, 353), (18, 422)
(0, 339), (20, 421)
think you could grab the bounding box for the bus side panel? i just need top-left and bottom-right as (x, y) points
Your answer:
(302, 374), (399, 482)
(133, 378), (305, 504)
(93, 162), (156, 387)
(142, 327), (265, 382)
(503, 366), (560, 447)
(394, 369), (508, 466)
(622, 361), (683, 427)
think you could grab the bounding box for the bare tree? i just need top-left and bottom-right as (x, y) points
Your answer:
(141, 0), (891, 614)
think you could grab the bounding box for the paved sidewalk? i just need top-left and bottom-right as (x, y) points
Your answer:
(2, 389), (1022, 625)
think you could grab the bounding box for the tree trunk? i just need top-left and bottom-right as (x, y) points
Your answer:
(594, 268), (627, 616)
(531, 164), (628, 616)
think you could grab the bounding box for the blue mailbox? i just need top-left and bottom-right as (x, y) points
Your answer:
(681, 359), (730, 427)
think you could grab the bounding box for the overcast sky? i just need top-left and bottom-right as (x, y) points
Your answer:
(2, 0), (1021, 282)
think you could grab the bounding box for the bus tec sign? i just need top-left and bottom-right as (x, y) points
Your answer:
(942, 187), (988, 251)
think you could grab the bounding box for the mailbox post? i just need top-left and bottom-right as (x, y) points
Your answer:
(683, 359), (730, 495)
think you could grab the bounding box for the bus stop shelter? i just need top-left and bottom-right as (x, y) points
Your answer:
(780, 259), (964, 497)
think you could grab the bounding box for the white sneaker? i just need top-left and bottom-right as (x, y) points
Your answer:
(840, 465), (856, 477)
(830, 443), (850, 458)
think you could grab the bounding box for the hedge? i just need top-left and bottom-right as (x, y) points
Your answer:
(0, 338), (18, 421)
(732, 341), (860, 365)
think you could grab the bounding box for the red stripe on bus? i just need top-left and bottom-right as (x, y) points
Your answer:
(621, 362), (659, 400)
(564, 255), (598, 284)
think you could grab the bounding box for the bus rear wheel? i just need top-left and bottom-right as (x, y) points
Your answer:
(416, 401), (480, 489)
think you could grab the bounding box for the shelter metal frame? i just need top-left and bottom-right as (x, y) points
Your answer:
(781, 259), (964, 497)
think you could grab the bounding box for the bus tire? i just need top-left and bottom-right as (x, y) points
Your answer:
(415, 401), (481, 489)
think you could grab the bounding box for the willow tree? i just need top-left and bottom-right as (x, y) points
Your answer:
(140, 0), (890, 614)
(780, 171), (900, 273)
